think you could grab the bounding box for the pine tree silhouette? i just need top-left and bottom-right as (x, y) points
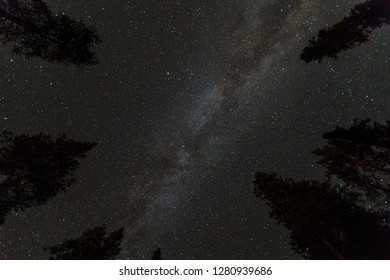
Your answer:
(254, 119), (390, 259)
(301, 0), (390, 62)
(314, 119), (390, 200)
(151, 248), (162, 260)
(45, 225), (124, 259)
(0, 0), (101, 66)
(254, 172), (390, 259)
(0, 131), (97, 225)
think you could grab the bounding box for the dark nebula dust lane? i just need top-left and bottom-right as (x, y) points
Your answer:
(0, 0), (390, 259)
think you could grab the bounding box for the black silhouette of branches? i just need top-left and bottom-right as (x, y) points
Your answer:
(45, 225), (124, 260)
(254, 119), (390, 259)
(0, 131), (97, 225)
(0, 0), (101, 66)
(301, 0), (390, 62)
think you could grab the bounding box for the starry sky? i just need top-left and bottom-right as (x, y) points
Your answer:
(1, 0), (390, 259)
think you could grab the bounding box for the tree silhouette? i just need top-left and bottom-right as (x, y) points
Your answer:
(0, 131), (97, 225)
(151, 248), (162, 260)
(45, 225), (124, 260)
(301, 0), (390, 63)
(254, 119), (390, 259)
(0, 0), (101, 66)
(254, 173), (390, 259)
(314, 119), (390, 201)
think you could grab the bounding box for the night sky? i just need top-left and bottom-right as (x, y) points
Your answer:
(1, 0), (390, 259)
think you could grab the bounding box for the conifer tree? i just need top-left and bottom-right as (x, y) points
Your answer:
(301, 0), (390, 62)
(254, 119), (390, 259)
(0, 0), (101, 66)
(0, 131), (97, 225)
(45, 225), (124, 260)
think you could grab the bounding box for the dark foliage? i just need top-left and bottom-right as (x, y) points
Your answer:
(45, 225), (124, 260)
(254, 119), (390, 259)
(0, 131), (97, 225)
(314, 119), (390, 200)
(151, 248), (162, 260)
(254, 173), (390, 259)
(301, 0), (390, 62)
(0, 0), (101, 66)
